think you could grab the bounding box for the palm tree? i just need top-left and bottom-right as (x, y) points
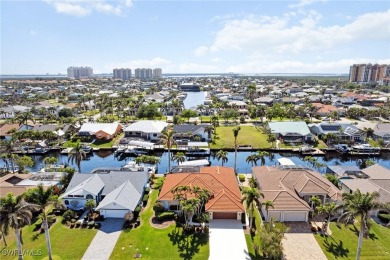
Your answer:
(246, 154), (258, 166)
(248, 176), (258, 188)
(173, 152), (186, 165)
(192, 186), (212, 217)
(309, 195), (322, 209)
(0, 193), (38, 260)
(232, 126), (241, 173)
(316, 202), (338, 235)
(215, 150), (228, 166)
(337, 190), (390, 260)
(68, 141), (87, 172)
(256, 151), (269, 166)
(160, 128), (175, 173)
(241, 187), (264, 230)
(181, 198), (200, 228)
(262, 200), (274, 221)
(25, 184), (57, 260)
(15, 111), (35, 126)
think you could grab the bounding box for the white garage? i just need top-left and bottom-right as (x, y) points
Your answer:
(283, 211), (308, 222)
(268, 211), (282, 221)
(99, 209), (128, 219)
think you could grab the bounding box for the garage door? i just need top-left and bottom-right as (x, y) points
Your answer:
(284, 211), (307, 222)
(268, 211), (282, 221)
(103, 210), (128, 218)
(213, 212), (237, 219)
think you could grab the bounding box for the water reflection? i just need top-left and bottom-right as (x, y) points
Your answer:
(26, 150), (390, 174)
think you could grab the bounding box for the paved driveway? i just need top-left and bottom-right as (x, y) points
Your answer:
(209, 219), (250, 260)
(82, 218), (123, 260)
(283, 233), (327, 260)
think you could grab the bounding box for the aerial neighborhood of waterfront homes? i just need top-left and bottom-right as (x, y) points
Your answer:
(1, 64), (390, 260)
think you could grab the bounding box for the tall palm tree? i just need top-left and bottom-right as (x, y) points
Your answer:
(24, 184), (58, 260)
(256, 151), (269, 166)
(232, 126), (241, 173)
(192, 186), (212, 217)
(173, 152), (186, 165)
(246, 154), (258, 166)
(241, 187), (264, 230)
(0, 193), (38, 260)
(215, 150), (228, 166)
(337, 190), (390, 260)
(160, 128), (175, 173)
(68, 141), (87, 172)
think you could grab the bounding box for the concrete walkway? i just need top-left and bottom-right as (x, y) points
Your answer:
(209, 219), (250, 260)
(82, 218), (123, 260)
(283, 233), (327, 260)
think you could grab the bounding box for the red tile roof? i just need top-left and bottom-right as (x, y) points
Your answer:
(159, 166), (244, 212)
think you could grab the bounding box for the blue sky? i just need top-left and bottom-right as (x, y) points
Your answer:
(1, 0), (389, 74)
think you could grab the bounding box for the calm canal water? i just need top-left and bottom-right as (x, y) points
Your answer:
(27, 151), (390, 174)
(183, 91), (207, 109)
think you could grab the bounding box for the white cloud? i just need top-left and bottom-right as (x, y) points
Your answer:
(289, 0), (327, 9)
(44, 0), (132, 16)
(29, 30), (37, 35)
(195, 9), (390, 56)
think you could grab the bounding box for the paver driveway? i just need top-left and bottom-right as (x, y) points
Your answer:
(209, 219), (250, 260)
(283, 233), (327, 260)
(82, 218), (123, 260)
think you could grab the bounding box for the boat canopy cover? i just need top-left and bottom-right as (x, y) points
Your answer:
(128, 140), (155, 148)
(277, 157), (295, 166)
(179, 159), (210, 166)
(187, 142), (209, 147)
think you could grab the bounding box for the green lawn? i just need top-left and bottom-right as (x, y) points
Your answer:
(245, 207), (263, 260)
(110, 189), (209, 260)
(1, 216), (97, 260)
(211, 126), (271, 149)
(83, 110), (99, 117)
(314, 221), (390, 260)
(90, 139), (114, 148)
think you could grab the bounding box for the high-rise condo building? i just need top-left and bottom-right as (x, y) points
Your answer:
(153, 68), (162, 78)
(349, 64), (390, 83)
(67, 66), (93, 78)
(135, 68), (153, 80)
(113, 68), (132, 80)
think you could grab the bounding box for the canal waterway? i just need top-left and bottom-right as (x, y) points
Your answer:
(26, 151), (390, 174)
(183, 91), (207, 109)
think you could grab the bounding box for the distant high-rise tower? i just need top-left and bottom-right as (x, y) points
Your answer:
(153, 68), (162, 78)
(67, 66), (93, 78)
(113, 68), (132, 80)
(135, 68), (153, 80)
(349, 64), (389, 83)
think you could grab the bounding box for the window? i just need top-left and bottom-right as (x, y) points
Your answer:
(86, 194), (93, 200)
(169, 205), (179, 211)
(153, 133), (157, 137)
(64, 200), (69, 205)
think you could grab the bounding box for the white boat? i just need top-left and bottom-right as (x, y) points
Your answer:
(82, 145), (92, 153)
(61, 148), (72, 154)
(125, 146), (149, 156)
(186, 142), (211, 156)
(179, 159), (211, 167)
(350, 144), (380, 155)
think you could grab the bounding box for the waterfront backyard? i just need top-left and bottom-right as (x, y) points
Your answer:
(110, 189), (209, 260)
